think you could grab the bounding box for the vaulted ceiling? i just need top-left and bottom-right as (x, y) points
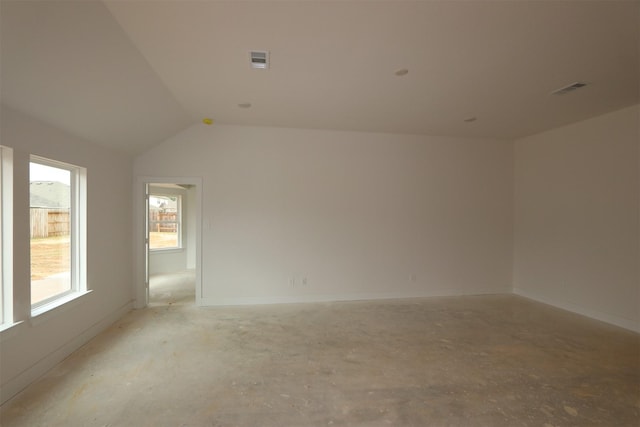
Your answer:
(1, 0), (638, 153)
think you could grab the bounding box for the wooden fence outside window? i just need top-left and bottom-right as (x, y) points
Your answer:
(30, 208), (70, 238)
(149, 210), (178, 233)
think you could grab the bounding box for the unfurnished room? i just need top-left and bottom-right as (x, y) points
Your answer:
(0, 1), (638, 426)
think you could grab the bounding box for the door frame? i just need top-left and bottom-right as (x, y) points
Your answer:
(134, 176), (203, 308)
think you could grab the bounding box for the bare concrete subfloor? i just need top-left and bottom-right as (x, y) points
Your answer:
(1, 272), (639, 427)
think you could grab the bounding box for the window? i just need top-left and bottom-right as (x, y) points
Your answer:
(30, 156), (86, 312)
(1, 146), (13, 327)
(149, 194), (182, 250)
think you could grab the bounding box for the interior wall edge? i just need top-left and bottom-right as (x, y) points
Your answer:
(198, 286), (512, 307)
(513, 288), (639, 333)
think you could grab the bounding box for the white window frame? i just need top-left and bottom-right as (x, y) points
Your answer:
(0, 146), (13, 329)
(149, 193), (182, 251)
(30, 155), (87, 316)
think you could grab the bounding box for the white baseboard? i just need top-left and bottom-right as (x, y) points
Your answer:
(198, 287), (511, 307)
(0, 301), (132, 406)
(513, 288), (639, 333)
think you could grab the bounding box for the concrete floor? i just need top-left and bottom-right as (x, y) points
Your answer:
(1, 272), (638, 426)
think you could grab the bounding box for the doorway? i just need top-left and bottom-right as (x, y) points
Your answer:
(147, 184), (194, 305)
(134, 177), (202, 308)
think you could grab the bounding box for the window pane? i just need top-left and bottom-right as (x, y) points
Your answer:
(30, 162), (71, 304)
(149, 195), (180, 249)
(1, 146), (13, 325)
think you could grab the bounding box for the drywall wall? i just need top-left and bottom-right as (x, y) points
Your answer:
(0, 105), (133, 404)
(135, 124), (513, 305)
(514, 104), (640, 332)
(186, 186), (197, 270)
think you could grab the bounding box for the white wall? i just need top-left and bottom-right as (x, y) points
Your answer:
(186, 186), (197, 270)
(135, 124), (513, 305)
(514, 104), (640, 332)
(0, 105), (134, 404)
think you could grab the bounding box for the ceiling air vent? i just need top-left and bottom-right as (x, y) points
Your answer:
(551, 82), (587, 96)
(250, 51), (269, 69)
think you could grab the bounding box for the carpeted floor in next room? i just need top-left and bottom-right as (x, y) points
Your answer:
(1, 271), (639, 426)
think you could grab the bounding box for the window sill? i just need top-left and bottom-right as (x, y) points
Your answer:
(0, 320), (25, 343)
(149, 247), (183, 254)
(31, 290), (93, 325)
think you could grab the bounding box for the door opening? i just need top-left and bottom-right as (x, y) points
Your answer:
(136, 177), (202, 308)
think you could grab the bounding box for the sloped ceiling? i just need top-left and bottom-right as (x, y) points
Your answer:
(0, 0), (191, 153)
(2, 1), (639, 152)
